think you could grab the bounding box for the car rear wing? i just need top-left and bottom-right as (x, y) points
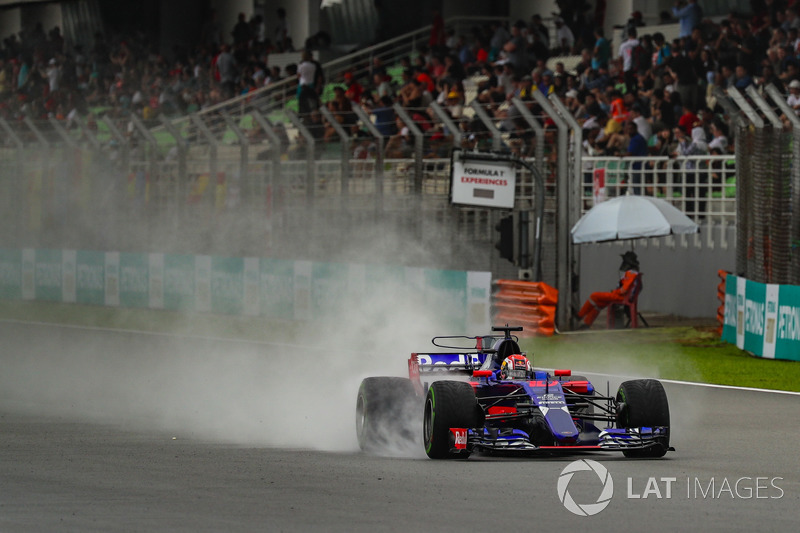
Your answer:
(408, 351), (491, 393)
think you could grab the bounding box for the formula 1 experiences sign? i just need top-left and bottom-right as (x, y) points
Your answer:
(450, 159), (516, 209)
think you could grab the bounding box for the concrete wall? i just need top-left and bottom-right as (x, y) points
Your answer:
(577, 225), (736, 319)
(0, 7), (21, 44)
(1, 3), (61, 47)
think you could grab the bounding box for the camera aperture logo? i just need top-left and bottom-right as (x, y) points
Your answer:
(557, 459), (614, 516)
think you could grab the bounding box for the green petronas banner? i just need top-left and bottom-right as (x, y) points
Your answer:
(721, 274), (800, 361)
(0, 248), (491, 333)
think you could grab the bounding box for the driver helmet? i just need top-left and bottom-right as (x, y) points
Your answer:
(500, 354), (532, 380)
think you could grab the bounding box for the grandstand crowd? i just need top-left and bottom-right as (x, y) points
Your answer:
(1, 1), (800, 165)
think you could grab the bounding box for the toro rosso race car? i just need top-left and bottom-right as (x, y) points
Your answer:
(356, 326), (672, 459)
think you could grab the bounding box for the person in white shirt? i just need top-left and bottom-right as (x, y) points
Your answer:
(787, 79), (800, 114)
(630, 105), (652, 142)
(554, 17), (575, 55)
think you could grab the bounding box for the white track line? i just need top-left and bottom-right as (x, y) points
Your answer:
(4, 318), (799, 396)
(0, 318), (322, 350)
(558, 369), (800, 397)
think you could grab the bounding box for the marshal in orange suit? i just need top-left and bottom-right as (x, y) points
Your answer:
(576, 251), (640, 328)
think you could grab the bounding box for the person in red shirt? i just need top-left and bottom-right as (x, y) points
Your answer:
(429, 8), (445, 52)
(343, 72), (364, 104)
(415, 69), (435, 94)
(677, 102), (698, 134)
(575, 251), (641, 328)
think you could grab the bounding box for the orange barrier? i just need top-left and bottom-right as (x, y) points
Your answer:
(716, 270), (729, 336)
(493, 280), (559, 337)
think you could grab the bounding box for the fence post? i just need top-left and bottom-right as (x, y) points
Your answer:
(511, 97), (545, 176)
(532, 90), (573, 331)
(220, 109), (250, 185)
(765, 83), (800, 285)
(286, 109), (316, 208)
(393, 103), (424, 239)
(393, 103), (424, 195)
(352, 104), (385, 215)
(190, 113), (219, 208)
(0, 118), (24, 247)
(48, 117), (78, 148)
(250, 110), (282, 245)
(159, 115), (189, 231)
(470, 100), (503, 152)
(319, 103), (351, 198)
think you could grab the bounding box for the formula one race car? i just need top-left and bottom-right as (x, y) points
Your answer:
(356, 326), (672, 459)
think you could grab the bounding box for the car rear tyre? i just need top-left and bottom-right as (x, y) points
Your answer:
(423, 380), (479, 459)
(616, 379), (670, 458)
(356, 377), (420, 453)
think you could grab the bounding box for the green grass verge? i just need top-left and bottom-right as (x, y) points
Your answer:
(522, 327), (800, 393)
(0, 300), (302, 344)
(2, 300), (798, 392)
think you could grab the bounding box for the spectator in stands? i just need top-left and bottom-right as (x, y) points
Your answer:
(444, 89), (464, 120)
(507, 116), (535, 157)
(756, 61), (782, 90)
(232, 13), (252, 46)
(677, 101), (698, 134)
(652, 33), (672, 70)
(489, 21), (511, 62)
(784, 6), (800, 32)
(554, 17), (575, 55)
(214, 44), (236, 98)
(529, 14), (550, 50)
(442, 53), (466, 82)
(629, 104), (652, 141)
(429, 8), (446, 54)
(708, 119), (729, 152)
(672, 125), (709, 216)
(324, 86), (356, 141)
(344, 71), (364, 104)
(503, 20), (530, 77)
(592, 28), (611, 70)
(371, 71), (394, 101)
(625, 120), (649, 194)
(668, 39), (699, 111)
(368, 95), (397, 138)
(385, 116), (414, 158)
(274, 7), (290, 52)
(673, 0), (703, 39)
(786, 79), (800, 113)
(733, 64), (754, 89)
(618, 27), (642, 94)
(297, 50), (320, 117)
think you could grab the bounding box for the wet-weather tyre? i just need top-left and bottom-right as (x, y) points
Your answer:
(356, 377), (420, 453)
(615, 379), (671, 458)
(423, 380), (480, 459)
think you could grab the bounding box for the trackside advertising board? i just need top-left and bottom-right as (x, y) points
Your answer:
(450, 159), (516, 209)
(0, 248), (491, 333)
(721, 274), (800, 361)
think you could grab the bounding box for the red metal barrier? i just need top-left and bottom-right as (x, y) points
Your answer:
(716, 270), (729, 336)
(493, 280), (559, 337)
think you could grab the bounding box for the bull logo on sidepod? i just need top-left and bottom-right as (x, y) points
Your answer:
(557, 459), (614, 516)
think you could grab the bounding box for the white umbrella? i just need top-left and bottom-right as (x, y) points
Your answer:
(571, 195), (699, 244)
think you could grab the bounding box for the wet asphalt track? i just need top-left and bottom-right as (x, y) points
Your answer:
(0, 321), (799, 532)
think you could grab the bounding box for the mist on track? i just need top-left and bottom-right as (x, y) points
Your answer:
(0, 231), (470, 456)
